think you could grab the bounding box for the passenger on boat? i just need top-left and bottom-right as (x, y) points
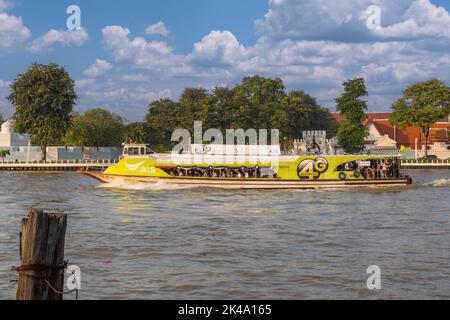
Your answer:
(382, 160), (390, 179)
(365, 167), (374, 179)
(392, 158), (400, 178)
(255, 166), (261, 178)
(207, 166), (213, 177)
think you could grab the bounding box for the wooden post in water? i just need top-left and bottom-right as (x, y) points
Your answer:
(16, 210), (67, 300)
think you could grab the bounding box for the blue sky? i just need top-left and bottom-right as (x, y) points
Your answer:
(1, 0), (450, 121)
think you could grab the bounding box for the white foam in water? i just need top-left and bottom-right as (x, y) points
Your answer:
(425, 179), (450, 187)
(97, 178), (197, 191)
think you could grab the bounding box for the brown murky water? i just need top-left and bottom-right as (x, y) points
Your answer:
(0, 170), (449, 299)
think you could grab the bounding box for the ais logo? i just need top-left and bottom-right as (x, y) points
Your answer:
(297, 158), (329, 180)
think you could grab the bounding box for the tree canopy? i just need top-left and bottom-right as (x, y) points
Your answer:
(390, 79), (450, 158)
(145, 76), (337, 151)
(8, 63), (77, 160)
(335, 77), (369, 154)
(0, 149), (10, 161)
(124, 122), (150, 144)
(64, 108), (125, 147)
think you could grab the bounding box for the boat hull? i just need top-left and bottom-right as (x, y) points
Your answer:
(82, 172), (412, 189)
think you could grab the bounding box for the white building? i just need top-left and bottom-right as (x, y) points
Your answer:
(0, 120), (30, 147)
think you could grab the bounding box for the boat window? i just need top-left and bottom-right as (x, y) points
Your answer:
(335, 161), (359, 171)
(127, 147), (140, 156)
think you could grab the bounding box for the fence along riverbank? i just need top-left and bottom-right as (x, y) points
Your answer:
(0, 160), (117, 171)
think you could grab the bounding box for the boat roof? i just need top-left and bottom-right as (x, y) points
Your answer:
(123, 144), (148, 147)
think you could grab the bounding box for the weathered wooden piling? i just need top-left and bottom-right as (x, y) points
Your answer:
(15, 210), (67, 300)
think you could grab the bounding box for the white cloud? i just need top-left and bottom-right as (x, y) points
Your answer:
(373, 0), (450, 40)
(0, 0), (11, 11)
(145, 21), (169, 37)
(121, 74), (150, 82)
(89, 0), (450, 116)
(256, 0), (450, 42)
(0, 12), (31, 56)
(102, 25), (183, 72)
(190, 30), (248, 68)
(75, 76), (172, 120)
(83, 59), (113, 77)
(29, 28), (89, 53)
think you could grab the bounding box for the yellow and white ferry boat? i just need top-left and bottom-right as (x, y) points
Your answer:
(83, 144), (412, 189)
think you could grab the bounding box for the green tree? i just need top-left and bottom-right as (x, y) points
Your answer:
(236, 75), (286, 129)
(390, 79), (450, 158)
(335, 77), (369, 154)
(179, 88), (209, 133)
(124, 122), (149, 144)
(144, 75), (338, 151)
(0, 149), (10, 162)
(0, 112), (3, 122)
(205, 87), (248, 130)
(64, 108), (125, 147)
(145, 99), (184, 151)
(8, 63), (77, 160)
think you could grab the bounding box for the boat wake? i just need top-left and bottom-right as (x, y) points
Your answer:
(97, 179), (197, 191)
(424, 178), (450, 188)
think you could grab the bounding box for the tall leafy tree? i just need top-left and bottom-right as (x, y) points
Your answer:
(64, 108), (125, 147)
(145, 99), (184, 151)
(8, 63), (77, 160)
(124, 122), (149, 144)
(335, 77), (369, 154)
(236, 75), (286, 129)
(179, 88), (209, 133)
(205, 87), (248, 130)
(0, 112), (3, 123)
(390, 79), (450, 158)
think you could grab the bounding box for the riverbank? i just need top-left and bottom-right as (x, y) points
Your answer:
(401, 159), (450, 169)
(0, 160), (116, 171)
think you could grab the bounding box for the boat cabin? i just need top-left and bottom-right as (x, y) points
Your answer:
(122, 144), (155, 157)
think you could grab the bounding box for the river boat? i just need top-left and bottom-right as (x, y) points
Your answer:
(82, 144), (412, 189)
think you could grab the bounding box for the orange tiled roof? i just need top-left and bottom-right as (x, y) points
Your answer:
(332, 112), (391, 124)
(332, 112), (449, 148)
(372, 120), (449, 148)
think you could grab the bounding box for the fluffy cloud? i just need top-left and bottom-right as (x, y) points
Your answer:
(0, 7), (31, 56)
(190, 30), (248, 68)
(102, 25), (184, 73)
(90, 0), (450, 116)
(83, 59), (113, 77)
(29, 28), (89, 53)
(75, 76), (172, 120)
(145, 21), (169, 37)
(256, 0), (450, 42)
(373, 0), (450, 40)
(0, 0), (11, 11)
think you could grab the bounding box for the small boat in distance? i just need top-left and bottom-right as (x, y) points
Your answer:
(82, 144), (413, 189)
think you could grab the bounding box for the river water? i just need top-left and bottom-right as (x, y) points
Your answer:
(0, 170), (449, 300)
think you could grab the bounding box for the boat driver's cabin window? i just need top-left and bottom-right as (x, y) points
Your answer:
(123, 146), (155, 156)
